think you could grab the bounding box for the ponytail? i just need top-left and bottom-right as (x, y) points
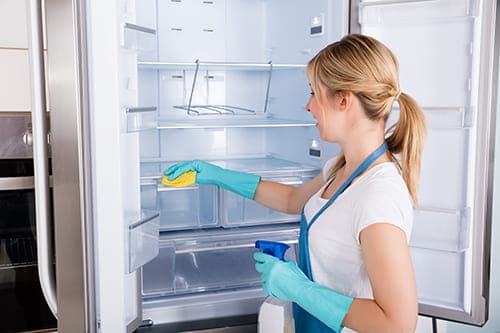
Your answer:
(386, 92), (426, 206)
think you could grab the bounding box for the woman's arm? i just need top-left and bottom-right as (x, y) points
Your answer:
(253, 173), (325, 214)
(343, 223), (418, 332)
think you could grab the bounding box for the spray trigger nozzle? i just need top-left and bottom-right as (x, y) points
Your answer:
(255, 240), (290, 261)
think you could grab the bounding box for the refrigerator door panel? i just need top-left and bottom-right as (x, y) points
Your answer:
(74, 0), (161, 331)
(357, 0), (496, 325)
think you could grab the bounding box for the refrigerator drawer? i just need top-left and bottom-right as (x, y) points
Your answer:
(220, 175), (313, 227)
(142, 183), (218, 231)
(142, 228), (298, 297)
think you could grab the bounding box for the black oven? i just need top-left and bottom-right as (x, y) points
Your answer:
(0, 114), (56, 332)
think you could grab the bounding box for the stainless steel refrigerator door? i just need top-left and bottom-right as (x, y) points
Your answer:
(352, 0), (497, 326)
(42, 0), (96, 331)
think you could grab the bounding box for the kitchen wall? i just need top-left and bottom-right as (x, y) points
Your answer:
(0, 0), (31, 112)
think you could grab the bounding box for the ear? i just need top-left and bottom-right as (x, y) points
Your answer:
(338, 91), (355, 112)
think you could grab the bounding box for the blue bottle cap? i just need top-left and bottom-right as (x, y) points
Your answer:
(255, 240), (290, 260)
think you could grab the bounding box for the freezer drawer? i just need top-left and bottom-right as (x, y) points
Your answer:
(220, 174), (313, 227)
(142, 183), (218, 231)
(141, 227), (298, 298)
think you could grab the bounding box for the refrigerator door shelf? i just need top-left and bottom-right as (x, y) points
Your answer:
(388, 107), (474, 130)
(411, 248), (468, 311)
(362, 12), (476, 109)
(410, 207), (470, 252)
(126, 106), (158, 132)
(127, 209), (160, 273)
(359, 0), (478, 25)
(141, 183), (218, 232)
(141, 226), (299, 298)
(121, 22), (157, 61)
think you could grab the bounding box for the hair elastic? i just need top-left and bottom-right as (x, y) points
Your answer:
(394, 90), (402, 100)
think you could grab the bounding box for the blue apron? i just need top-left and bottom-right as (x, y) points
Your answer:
(294, 142), (388, 333)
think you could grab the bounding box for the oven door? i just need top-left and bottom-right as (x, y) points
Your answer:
(0, 114), (56, 333)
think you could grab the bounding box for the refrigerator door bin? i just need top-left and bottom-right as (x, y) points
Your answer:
(361, 2), (477, 108)
(153, 184), (218, 231)
(126, 106), (158, 132)
(410, 207), (470, 252)
(411, 248), (467, 311)
(121, 22), (157, 61)
(141, 226), (299, 298)
(127, 209), (160, 273)
(220, 174), (314, 228)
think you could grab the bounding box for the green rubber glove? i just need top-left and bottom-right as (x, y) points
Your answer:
(254, 252), (353, 332)
(164, 160), (261, 200)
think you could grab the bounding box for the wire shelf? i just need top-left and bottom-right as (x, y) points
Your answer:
(0, 236), (37, 269)
(174, 104), (256, 116)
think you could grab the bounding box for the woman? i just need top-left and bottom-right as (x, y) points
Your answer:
(164, 34), (426, 332)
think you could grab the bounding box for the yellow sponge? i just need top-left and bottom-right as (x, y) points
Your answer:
(161, 171), (196, 187)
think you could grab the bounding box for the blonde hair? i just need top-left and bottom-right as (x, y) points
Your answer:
(307, 34), (426, 205)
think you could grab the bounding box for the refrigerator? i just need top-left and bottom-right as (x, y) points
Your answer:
(26, 0), (497, 331)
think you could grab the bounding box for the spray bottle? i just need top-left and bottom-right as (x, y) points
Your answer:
(255, 240), (295, 333)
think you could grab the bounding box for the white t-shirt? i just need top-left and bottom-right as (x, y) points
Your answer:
(302, 160), (413, 332)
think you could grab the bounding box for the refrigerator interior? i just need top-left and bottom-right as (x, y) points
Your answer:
(123, 0), (348, 324)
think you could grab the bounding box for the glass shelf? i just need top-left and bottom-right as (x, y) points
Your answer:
(140, 156), (320, 181)
(157, 116), (315, 129)
(138, 61), (306, 71)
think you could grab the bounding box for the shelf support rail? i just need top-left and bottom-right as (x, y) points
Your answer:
(186, 59), (200, 115)
(263, 61), (273, 114)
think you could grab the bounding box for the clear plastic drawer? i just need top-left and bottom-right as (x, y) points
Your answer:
(142, 227), (299, 297)
(141, 183), (218, 231)
(127, 210), (160, 273)
(220, 174), (313, 227)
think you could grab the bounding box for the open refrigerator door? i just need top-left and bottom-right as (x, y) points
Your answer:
(354, 0), (497, 325)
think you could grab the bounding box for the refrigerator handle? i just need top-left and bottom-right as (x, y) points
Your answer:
(26, 0), (58, 317)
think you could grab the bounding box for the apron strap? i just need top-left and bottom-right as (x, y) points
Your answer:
(307, 141), (388, 231)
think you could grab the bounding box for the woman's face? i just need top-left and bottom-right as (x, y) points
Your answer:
(305, 83), (343, 142)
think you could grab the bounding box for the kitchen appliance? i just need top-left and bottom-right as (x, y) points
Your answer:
(27, 0), (499, 331)
(0, 113), (56, 332)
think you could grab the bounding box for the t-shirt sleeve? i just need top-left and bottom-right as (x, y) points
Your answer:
(352, 188), (413, 245)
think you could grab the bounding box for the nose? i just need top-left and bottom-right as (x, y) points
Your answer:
(305, 98), (312, 113)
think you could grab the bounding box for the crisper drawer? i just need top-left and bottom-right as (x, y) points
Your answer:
(141, 183), (218, 231)
(141, 228), (299, 297)
(220, 174), (313, 227)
